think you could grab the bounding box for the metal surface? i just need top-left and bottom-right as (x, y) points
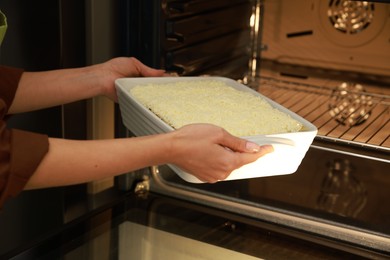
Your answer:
(327, 0), (375, 35)
(148, 166), (390, 255)
(161, 0), (260, 79)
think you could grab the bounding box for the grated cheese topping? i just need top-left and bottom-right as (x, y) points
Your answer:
(130, 80), (303, 136)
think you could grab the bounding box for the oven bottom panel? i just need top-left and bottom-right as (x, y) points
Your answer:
(4, 193), (388, 259)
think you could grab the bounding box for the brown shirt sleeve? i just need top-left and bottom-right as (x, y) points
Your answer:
(0, 65), (49, 208)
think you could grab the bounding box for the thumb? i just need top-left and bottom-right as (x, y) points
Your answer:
(219, 130), (269, 153)
(132, 58), (165, 77)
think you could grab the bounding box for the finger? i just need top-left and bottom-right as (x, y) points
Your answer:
(256, 144), (274, 156)
(183, 169), (220, 183)
(218, 130), (262, 153)
(131, 57), (165, 77)
(163, 71), (179, 77)
(236, 144), (274, 165)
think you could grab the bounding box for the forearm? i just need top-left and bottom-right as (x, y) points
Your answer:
(8, 57), (165, 114)
(25, 124), (272, 188)
(26, 134), (173, 189)
(9, 66), (104, 114)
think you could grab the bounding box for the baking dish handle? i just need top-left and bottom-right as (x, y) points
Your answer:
(245, 136), (295, 147)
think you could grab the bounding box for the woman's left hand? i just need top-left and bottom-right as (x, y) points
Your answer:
(97, 57), (165, 102)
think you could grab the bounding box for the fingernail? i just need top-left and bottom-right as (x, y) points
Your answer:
(246, 141), (260, 152)
(261, 144), (274, 153)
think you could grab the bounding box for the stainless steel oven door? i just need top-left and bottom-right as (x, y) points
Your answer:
(140, 145), (390, 255)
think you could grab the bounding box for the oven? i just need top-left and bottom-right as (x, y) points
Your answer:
(115, 0), (390, 257)
(2, 0), (389, 259)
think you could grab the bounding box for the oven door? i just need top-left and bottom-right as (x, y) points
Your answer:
(143, 146), (390, 256)
(6, 192), (388, 259)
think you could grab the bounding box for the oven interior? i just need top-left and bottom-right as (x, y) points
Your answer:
(118, 0), (390, 255)
(156, 0), (390, 155)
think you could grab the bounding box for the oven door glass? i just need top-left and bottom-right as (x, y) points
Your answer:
(150, 146), (390, 253)
(9, 193), (384, 259)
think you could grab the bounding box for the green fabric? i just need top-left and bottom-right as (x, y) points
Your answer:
(0, 10), (7, 46)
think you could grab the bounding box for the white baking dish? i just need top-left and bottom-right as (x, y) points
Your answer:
(115, 77), (317, 183)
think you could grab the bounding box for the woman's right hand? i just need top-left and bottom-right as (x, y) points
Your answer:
(167, 124), (274, 183)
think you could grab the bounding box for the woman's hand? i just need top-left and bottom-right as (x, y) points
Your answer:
(96, 57), (165, 101)
(168, 124), (274, 183)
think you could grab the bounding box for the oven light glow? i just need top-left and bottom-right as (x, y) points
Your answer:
(250, 13), (255, 27)
(250, 58), (257, 77)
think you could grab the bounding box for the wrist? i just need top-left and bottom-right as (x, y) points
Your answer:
(82, 64), (108, 97)
(161, 131), (175, 164)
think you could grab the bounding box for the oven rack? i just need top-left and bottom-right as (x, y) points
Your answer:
(255, 76), (390, 153)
